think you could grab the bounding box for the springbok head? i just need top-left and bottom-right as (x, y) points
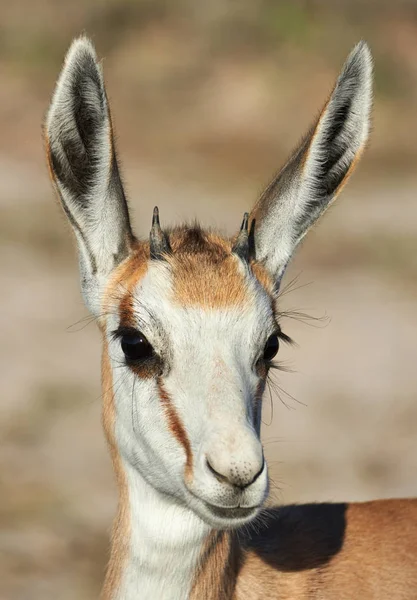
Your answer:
(45, 38), (372, 529)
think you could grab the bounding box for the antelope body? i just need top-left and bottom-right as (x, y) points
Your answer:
(45, 37), (417, 599)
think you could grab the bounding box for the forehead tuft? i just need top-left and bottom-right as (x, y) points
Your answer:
(169, 225), (230, 258)
(167, 225), (272, 308)
(104, 225), (274, 318)
(167, 226), (244, 308)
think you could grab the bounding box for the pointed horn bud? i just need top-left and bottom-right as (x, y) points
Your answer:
(150, 206), (171, 259)
(232, 212), (250, 261)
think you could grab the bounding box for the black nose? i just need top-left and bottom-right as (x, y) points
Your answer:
(206, 456), (265, 490)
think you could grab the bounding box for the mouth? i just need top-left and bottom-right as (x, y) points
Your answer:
(203, 501), (260, 521)
(186, 487), (265, 527)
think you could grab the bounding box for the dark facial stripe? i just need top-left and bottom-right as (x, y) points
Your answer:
(119, 289), (136, 329)
(157, 378), (193, 479)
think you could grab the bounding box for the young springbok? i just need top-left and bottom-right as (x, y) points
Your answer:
(45, 37), (417, 599)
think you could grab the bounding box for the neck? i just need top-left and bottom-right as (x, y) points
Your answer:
(100, 345), (241, 600)
(102, 460), (240, 600)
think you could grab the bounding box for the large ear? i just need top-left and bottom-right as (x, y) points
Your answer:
(44, 36), (134, 314)
(249, 42), (373, 287)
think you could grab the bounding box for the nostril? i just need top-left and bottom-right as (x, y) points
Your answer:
(206, 455), (265, 489)
(249, 457), (265, 487)
(206, 458), (230, 484)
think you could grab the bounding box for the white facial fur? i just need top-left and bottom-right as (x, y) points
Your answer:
(105, 257), (274, 529)
(45, 36), (373, 600)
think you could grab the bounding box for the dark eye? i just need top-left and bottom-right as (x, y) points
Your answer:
(121, 332), (153, 362)
(263, 334), (279, 361)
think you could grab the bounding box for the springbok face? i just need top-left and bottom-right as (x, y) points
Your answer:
(45, 38), (372, 529)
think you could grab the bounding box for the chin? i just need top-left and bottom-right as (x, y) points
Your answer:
(186, 492), (263, 529)
(203, 502), (262, 529)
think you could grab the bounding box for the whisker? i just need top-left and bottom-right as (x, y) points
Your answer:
(279, 308), (329, 330)
(262, 437), (286, 446)
(67, 308), (120, 333)
(262, 379), (274, 427)
(277, 273), (313, 299)
(267, 371), (306, 409)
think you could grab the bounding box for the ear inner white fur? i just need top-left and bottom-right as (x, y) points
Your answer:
(249, 41), (373, 286)
(45, 36), (133, 314)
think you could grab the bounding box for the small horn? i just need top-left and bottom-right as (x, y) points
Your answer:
(232, 212), (250, 261)
(150, 206), (171, 259)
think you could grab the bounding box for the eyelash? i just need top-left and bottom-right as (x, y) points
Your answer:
(111, 326), (139, 341)
(276, 329), (293, 345)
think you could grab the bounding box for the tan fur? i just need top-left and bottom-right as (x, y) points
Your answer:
(240, 499), (417, 599)
(103, 240), (149, 324)
(100, 339), (130, 600)
(104, 231), (275, 318)
(190, 531), (241, 600)
(167, 228), (250, 309)
(189, 499), (417, 600)
(250, 261), (274, 296)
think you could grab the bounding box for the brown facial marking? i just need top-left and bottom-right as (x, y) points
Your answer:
(103, 240), (149, 326)
(101, 338), (130, 599)
(106, 227), (275, 331)
(157, 378), (193, 480)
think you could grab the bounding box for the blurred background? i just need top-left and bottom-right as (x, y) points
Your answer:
(1, 0), (417, 598)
